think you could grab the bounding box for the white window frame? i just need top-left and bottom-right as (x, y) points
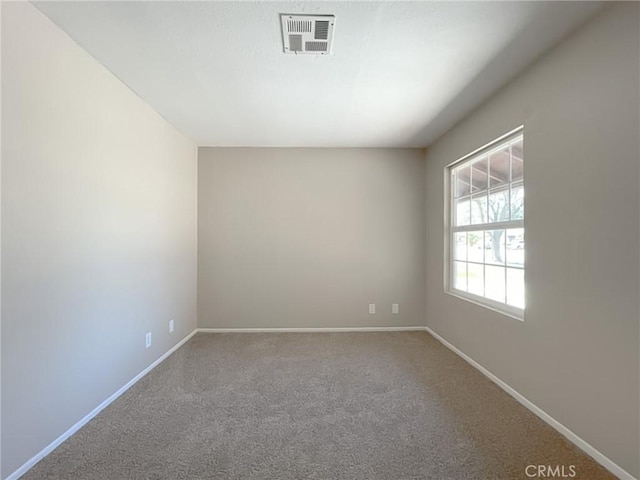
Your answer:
(445, 126), (525, 321)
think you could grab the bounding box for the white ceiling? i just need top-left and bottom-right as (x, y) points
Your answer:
(33, 1), (604, 148)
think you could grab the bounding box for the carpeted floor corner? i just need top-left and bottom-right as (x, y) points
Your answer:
(22, 332), (616, 479)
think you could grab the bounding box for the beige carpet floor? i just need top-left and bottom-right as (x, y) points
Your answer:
(23, 332), (615, 479)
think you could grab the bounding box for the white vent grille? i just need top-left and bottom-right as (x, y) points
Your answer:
(287, 19), (312, 33)
(305, 41), (327, 52)
(281, 14), (335, 55)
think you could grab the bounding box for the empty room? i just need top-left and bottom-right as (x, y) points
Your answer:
(1, 1), (639, 479)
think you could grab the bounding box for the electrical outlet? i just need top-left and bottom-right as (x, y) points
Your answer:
(392, 304), (399, 314)
(369, 304), (376, 314)
(169, 319), (175, 333)
(145, 332), (152, 349)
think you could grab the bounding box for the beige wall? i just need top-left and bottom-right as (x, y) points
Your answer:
(1, 3), (197, 477)
(198, 148), (426, 329)
(424, 3), (639, 477)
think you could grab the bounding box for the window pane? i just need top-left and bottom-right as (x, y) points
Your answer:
(456, 198), (470, 226)
(485, 230), (505, 265)
(468, 231), (484, 263)
(455, 166), (471, 197)
(468, 263), (484, 296)
(488, 187), (510, 223)
(454, 232), (467, 261)
(471, 156), (488, 193)
(485, 265), (506, 303)
(471, 194), (487, 225)
(506, 228), (524, 267)
(448, 132), (524, 315)
(489, 146), (509, 188)
(510, 183), (524, 220)
(511, 138), (523, 183)
(454, 261), (467, 291)
(507, 268), (525, 308)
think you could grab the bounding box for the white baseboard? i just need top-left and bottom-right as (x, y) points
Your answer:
(6, 329), (198, 480)
(423, 326), (636, 480)
(7, 326), (634, 480)
(197, 326), (426, 333)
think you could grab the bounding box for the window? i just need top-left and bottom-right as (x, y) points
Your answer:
(447, 128), (524, 319)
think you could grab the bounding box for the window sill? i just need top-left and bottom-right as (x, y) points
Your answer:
(445, 289), (524, 322)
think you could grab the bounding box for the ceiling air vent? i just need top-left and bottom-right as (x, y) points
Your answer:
(280, 14), (335, 55)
